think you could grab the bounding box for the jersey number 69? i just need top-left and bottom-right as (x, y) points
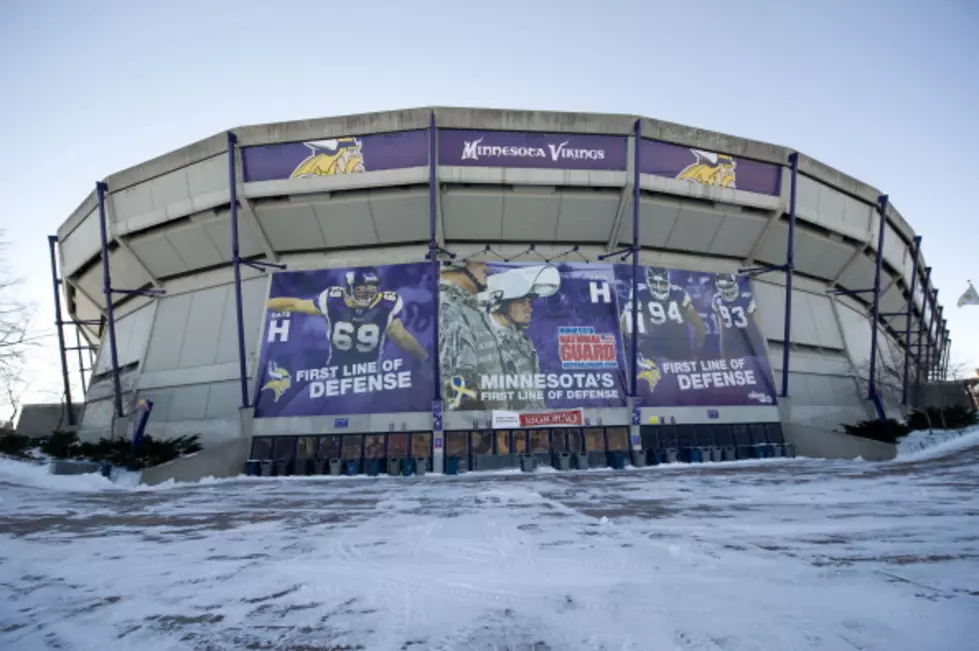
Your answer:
(332, 322), (381, 352)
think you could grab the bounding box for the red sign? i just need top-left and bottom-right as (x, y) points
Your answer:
(558, 329), (617, 366)
(518, 409), (584, 428)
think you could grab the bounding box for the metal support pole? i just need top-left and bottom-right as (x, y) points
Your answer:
(781, 153), (798, 398)
(924, 289), (938, 383)
(867, 195), (888, 401)
(96, 181), (123, 418)
(428, 112), (441, 403)
(901, 235), (921, 405)
(630, 119), (641, 396)
(914, 267), (931, 398)
(228, 132), (250, 409)
(74, 327), (88, 395)
(942, 337), (951, 380)
(47, 235), (74, 426)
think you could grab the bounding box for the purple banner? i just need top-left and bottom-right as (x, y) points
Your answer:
(241, 130), (428, 182)
(639, 139), (781, 196)
(253, 263), (435, 418)
(614, 265), (777, 407)
(440, 262), (628, 411)
(439, 129), (627, 171)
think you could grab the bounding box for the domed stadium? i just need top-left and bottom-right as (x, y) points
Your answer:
(51, 107), (948, 478)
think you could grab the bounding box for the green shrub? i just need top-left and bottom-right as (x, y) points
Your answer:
(0, 431), (31, 458)
(28, 430), (203, 471)
(39, 430), (81, 459)
(841, 419), (910, 444)
(907, 406), (979, 431)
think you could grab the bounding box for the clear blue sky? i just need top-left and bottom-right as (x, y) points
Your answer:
(1, 0), (977, 413)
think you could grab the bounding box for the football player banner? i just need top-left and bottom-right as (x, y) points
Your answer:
(614, 264), (777, 407)
(439, 261), (628, 412)
(253, 263), (435, 418)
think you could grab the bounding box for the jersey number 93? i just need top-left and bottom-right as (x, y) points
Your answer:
(716, 304), (749, 329)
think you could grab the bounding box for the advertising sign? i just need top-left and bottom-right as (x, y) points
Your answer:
(241, 130), (428, 183)
(615, 265), (777, 407)
(492, 409), (584, 429)
(639, 139), (781, 196)
(440, 262), (628, 412)
(253, 263), (435, 417)
(439, 129), (627, 171)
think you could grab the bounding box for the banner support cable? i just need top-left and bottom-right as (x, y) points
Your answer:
(545, 244), (588, 263)
(461, 244), (509, 263)
(47, 235), (75, 426)
(597, 247), (632, 262)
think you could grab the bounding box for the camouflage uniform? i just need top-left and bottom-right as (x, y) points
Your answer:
(440, 280), (548, 411)
(439, 281), (500, 410)
(493, 323), (546, 411)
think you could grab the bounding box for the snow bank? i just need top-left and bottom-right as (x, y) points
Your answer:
(0, 456), (122, 492)
(895, 425), (979, 461)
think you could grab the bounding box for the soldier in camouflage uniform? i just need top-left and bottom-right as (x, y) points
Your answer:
(441, 263), (560, 411)
(489, 297), (547, 411)
(439, 262), (499, 410)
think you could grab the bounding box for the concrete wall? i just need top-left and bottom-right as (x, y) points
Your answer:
(58, 107), (942, 460)
(783, 420), (896, 462)
(139, 435), (252, 486)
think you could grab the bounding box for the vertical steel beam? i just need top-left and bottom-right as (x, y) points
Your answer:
(901, 235), (921, 405)
(925, 289), (938, 383)
(428, 112), (441, 402)
(74, 327), (88, 395)
(47, 235), (74, 426)
(914, 267), (931, 398)
(96, 181), (123, 418)
(781, 153), (798, 398)
(228, 131), (250, 409)
(942, 337), (951, 380)
(630, 119), (641, 396)
(867, 195), (888, 401)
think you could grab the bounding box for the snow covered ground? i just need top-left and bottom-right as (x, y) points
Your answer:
(2, 443), (978, 651)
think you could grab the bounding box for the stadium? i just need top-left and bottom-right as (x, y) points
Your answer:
(51, 107), (950, 479)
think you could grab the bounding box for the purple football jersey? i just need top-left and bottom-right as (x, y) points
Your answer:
(711, 290), (758, 358)
(315, 287), (404, 367)
(621, 283), (696, 361)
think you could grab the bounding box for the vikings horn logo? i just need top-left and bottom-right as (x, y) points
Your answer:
(676, 149), (737, 189)
(261, 361), (292, 403)
(290, 137), (366, 178)
(636, 354), (662, 392)
(448, 375), (479, 409)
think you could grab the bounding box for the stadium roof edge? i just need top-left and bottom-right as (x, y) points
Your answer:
(61, 106), (907, 240)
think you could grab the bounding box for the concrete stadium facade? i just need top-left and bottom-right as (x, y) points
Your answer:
(54, 107), (947, 464)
